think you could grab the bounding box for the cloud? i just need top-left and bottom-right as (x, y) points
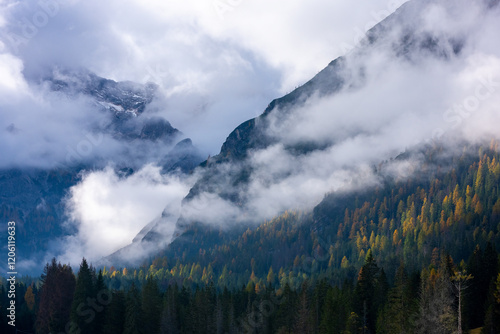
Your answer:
(0, 50), (27, 99)
(0, 0), (419, 264)
(178, 0), (500, 229)
(0, 0), (283, 155)
(2, 0), (500, 265)
(0, 0), (418, 156)
(56, 164), (194, 265)
(0, 77), (111, 169)
(2, 0), (411, 87)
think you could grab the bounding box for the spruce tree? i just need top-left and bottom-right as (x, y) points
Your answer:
(70, 258), (95, 334)
(94, 270), (107, 334)
(124, 283), (143, 334)
(160, 285), (179, 334)
(36, 258), (76, 334)
(294, 281), (313, 334)
(354, 250), (380, 333)
(103, 291), (125, 334)
(142, 277), (162, 334)
(482, 274), (500, 334)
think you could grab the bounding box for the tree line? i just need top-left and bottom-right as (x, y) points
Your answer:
(2, 143), (500, 333)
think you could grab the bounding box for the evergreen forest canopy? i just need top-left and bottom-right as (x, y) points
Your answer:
(1, 141), (500, 333)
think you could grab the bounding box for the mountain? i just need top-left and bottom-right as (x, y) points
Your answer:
(3, 0), (500, 332)
(92, 138), (500, 334)
(0, 70), (204, 272)
(142, 141), (499, 279)
(123, 0), (481, 245)
(179, 0), (469, 209)
(46, 68), (179, 144)
(98, 0), (499, 273)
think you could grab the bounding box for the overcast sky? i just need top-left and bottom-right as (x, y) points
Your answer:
(0, 0), (408, 157)
(1, 0), (417, 269)
(4, 0), (500, 268)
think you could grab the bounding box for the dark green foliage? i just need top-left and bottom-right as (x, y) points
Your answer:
(7, 143), (500, 333)
(0, 283), (10, 333)
(36, 258), (76, 334)
(319, 283), (352, 334)
(354, 250), (383, 333)
(293, 282), (314, 334)
(160, 285), (179, 334)
(124, 283), (143, 334)
(142, 277), (162, 334)
(274, 283), (297, 333)
(482, 274), (500, 334)
(377, 263), (417, 333)
(465, 243), (498, 329)
(103, 291), (125, 334)
(94, 270), (107, 334)
(70, 258), (95, 334)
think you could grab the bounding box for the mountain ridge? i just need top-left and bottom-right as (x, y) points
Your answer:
(0, 70), (204, 273)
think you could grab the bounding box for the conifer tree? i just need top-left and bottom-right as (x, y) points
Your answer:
(124, 283), (143, 334)
(294, 281), (313, 334)
(103, 291), (125, 334)
(354, 250), (380, 333)
(94, 270), (107, 334)
(482, 274), (500, 334)
(142, 277), (162, 334)
(160, 285), (179, 334)
(377, 263), (414, 334)
(36, 258), (76, 334)
(70, 258), (95, 334)
(319, 286), (349, 334)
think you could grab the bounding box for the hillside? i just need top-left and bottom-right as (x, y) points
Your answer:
(4, 142), (500, 333)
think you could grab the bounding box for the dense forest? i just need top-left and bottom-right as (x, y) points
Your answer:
(2, 142), (500, 333)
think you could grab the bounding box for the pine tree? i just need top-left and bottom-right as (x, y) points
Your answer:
(275, 283), (297, 333)
(142, 277), (162, 334)
(70, 258), (95, 334)
(103, 291), (125, 334)
(124, 283), (143, 334)
(0, 285), (5, 333)
(451, 270), (473, 334)
(466, 243), (498, 329)
(482, 274), (500, 334)
(319, 286), (350, 334)
(160, 285), (179, 334)
(345, 312), (362, 334)
(36, 258), (76, 334)
(354, 250), (380, 333)
(377, 263), (414, 333)
(294, 282), (313, 334)
(263, 266), (274, 285)
(94, 270), (107, 334)
(24, 285), (35, 311)
(466, 245), (484, 328)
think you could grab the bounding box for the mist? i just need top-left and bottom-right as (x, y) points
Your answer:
(3, 0), (500, 266)
(55, 165), (195, 266)
(0, 0), (413, 157)
(61, 0), (500, 264)
(177, 0), (500, 230)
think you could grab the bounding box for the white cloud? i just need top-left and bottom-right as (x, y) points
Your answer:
(0, 51), (28, 101)
(2, 0), (500, 264)
(178, 0), (500, 230)
(59, 165), (194, 264)
(0, 0), (415, 155)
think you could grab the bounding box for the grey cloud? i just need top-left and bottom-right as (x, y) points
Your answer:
(175, 0), (500, 231)
(56, 164), (196, 265)
(3, 0), (500, 266)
